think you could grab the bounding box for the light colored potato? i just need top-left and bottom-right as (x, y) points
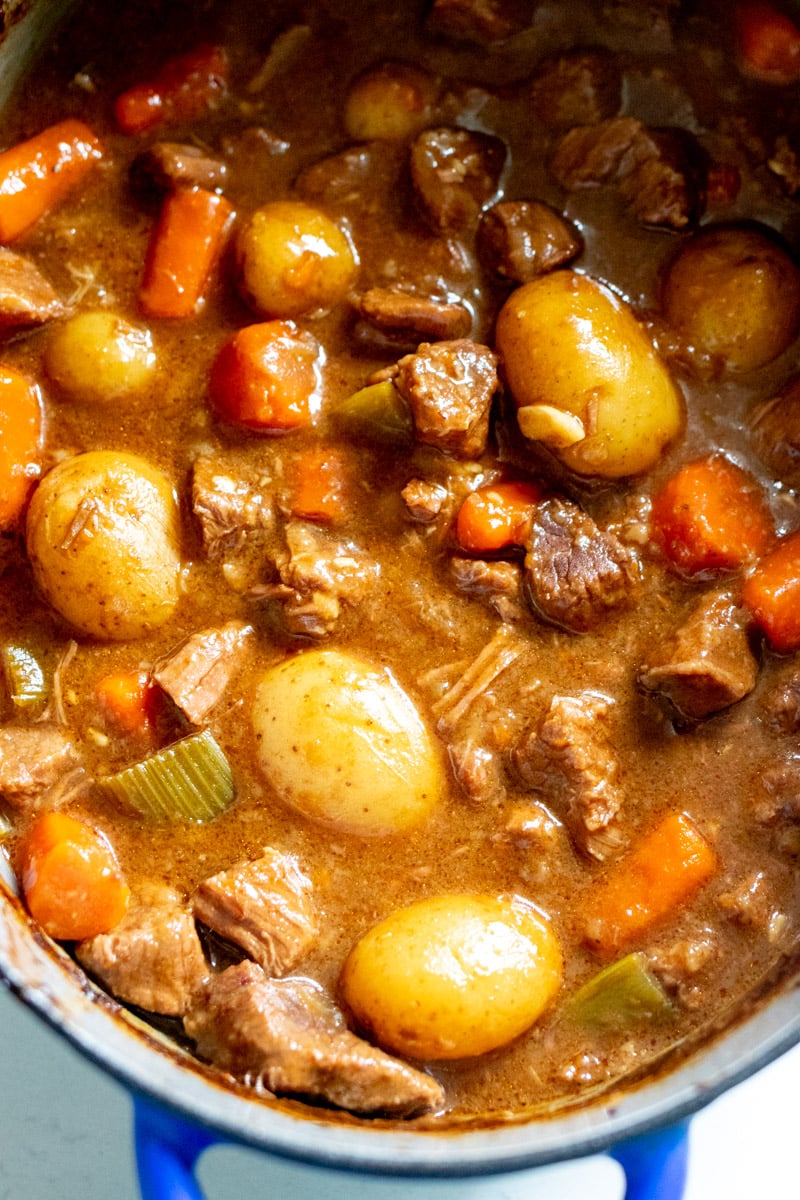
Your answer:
(235, 201), (358, 319)
(252, 649), (443, 836)
(340, 894), (563, 1060)
(45, 310), (156, 403)
(26, 451), (181, 640)
(662, 226), (800, 373)
(344, 61), (439, 141)
(496, 270), (683, 478)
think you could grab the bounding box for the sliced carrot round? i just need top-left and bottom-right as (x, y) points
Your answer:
(0, 365), (42, 530)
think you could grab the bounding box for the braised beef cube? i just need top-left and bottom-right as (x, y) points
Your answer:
(296, 142), (406, 210)
(648, 933), (716, 1008)
(513, 692), (624, 861)
(448, 738), (504, 803)
(760, 666), (800, 734)
(131, 142), (228, 197)
(451, 556), (525, 621)
(394, 339), (498, 458)
(752, 378), (800, 489)
(531, 48), (622, 131)
(76, 884), (207, 1016)
(477, 200), (582, 283)
(356, 287), (472, 342)
(0, 724), (78, 807)
(192, 456), (275, 560)
(184, 961), (444, 1116)
(153, 620), (253, 725)
(192, 847), (318, 975)
(524, 497), (641, 633)
(638, 593), (758, 722)
(619, 128), (709, 231)
(549, 116), (645, 188)
(0, 247), (67, 332)
(401, 478), (448, 523)
(411, 127), (506, 233)
(425, 0), (532, 44)
(754, 755), (800, 825)
(717, 871), (776, 930)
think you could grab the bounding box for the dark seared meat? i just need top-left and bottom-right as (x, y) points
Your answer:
(0, 725), (78, 807)
(550, 116), (645, 188)
(130, 142), (228, 196)
(450, 556), (525, 621)
(0, 247), (67, 332)
(531, 48), (622, 131)
(355, 287), (472, 343)
(477, 200), (582, 283)
(425, 0), (533, 44)
(760, 667), (800, 734)
(513, 692), (624, 860)
(638, 593), (758, 723)
(76, 884), (207, 1016)
(153, 620), (253, 725)
(619, 128), (709, 230)
(295, 142), (406, 210)
(751, 377), (800, 489)
(401, 478), (448, 523)
(191, 456), (275, 561)
(524, 498), (641, 633)
(448, 738), (504, 803)
(410, 127), (506, 233)
(192, 847), (318, 976)
(184, 961), (445, 1116)
(394, 338), (498, 458)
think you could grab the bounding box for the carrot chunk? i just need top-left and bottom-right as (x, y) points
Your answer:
(19, 812), (130, 941)
(114, 44), (228, 136)
(735, 1), (800, 83)
(742, 529), (800, 653)
(651, 456), (774, 575)
(96, 669), (159, 735)
(583, 812), (717, 956)
(0, 365), (42, 530)
(455, 480), (543, 554)
(209, 320), (321, 431)
(0, 119), (102, 243)
(289, 447), (350, 523)
(139, 186), (234, 318)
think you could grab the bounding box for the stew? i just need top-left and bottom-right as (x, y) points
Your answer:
(0, 0), (799, 1126)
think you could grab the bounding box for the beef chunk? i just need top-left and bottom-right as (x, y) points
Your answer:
(296, 142), (405, 211)
(477, 200), (582, 283)
(410, 127), (506, 233)
(753, 755), (800, 825)
(394, 339), (498, 458)
(448, 738), (503, 803)
(192, 848), (318, 976)
(131, 142), (228, 197)
(401, 478), (448, 523)
(550, 116), (645, 188)
(425, 0), (532, 44)
(648, 932), (715, 1008)
(619, 128), (708, 231)
(638, 593), (757, 722)
(76, 884), (206, 1016)
(355, 287), (472, 343)
(760, 667), (800, 734)
(192, 456), (275, 560)
(751, 378), (800, 489)
(450, 556), (525, 621)
(0, 247), (67, 332)
(768, 134), (800, 198)
(525, 497), (641, 633)
(153, 620), (253, 725)
(717, 871), (777, 930)
(531, 48), (623, 131)
(514, 692), (624, 860)
(185, 961), (444, 1116)
(0, 724), (78, 807)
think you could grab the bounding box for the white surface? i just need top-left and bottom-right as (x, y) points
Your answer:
(0, 980), (796, 1199)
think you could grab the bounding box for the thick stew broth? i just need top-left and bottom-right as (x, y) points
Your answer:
(0, 0), (799, 1124)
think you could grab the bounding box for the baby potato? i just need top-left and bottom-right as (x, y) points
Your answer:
(344, 61), (439, 141)
(496, 270), (683, 478)
(252, 648), (443, 836)
(235, 200), (358, 319)
(26, 451), (181, 640)
(661, 226), (800, 373)
(340, 894), (563, 1060)
(45, 311), (156, 403)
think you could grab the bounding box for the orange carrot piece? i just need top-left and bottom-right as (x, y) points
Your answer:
(209, 320), (321, 431)
(742, 529), (800, 653)
(289, 447), (350, 523)
(19, 811), (130, 941)
(139, 186), (234, 318)
(583, 813), (717, 957)
(735, 1), (800, 83)
(96, 669), (159, 735)
(455, 480), (543, 554)
(114, 44), (228, 136)
(0, 365), (42, 530)
(0, 118), (102, 243)
(651, 456), (774, 576)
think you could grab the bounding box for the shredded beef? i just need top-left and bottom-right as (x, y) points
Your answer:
(477, 199), (582, 283)
(410, 127), (506, 233)
(394, 338), (498, 458)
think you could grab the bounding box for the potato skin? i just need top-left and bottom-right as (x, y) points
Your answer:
(45, 311), (156, 403)
(496, 270), (683, 478)
(341, 894), (563, 1060)
(252, 649), (443, 836)
(661, 226), (800, 373)
(26, 451), (182, 640)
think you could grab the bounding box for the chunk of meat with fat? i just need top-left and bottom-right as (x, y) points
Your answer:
(0, 724), (78, 808)
(0, 247), (67, 331)
(531, 48), (622, 131)
(192, 847), (318, 976)
(153, 620), (253, 724)
(410, 127), (506, 233)
(426, 0), (532, 44)
(76, 884), (207, 1016)
(477, 200), (582, 283)
(185, 960), (444, 1116)
(394, 338), (498, 459)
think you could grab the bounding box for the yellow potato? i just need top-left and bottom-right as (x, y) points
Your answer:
(45, 310), (156, 403)
(26, 451), (181, 640)
(344, 61), (439, 141)
(252, 649), (443, 836)
(496, 270), (683, 478)
(340, 894), (563, 1060)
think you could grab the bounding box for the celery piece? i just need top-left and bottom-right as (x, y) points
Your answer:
(2, 645), (47, 710)
(334, 380), (413, 443)
(99, 729), (234, 823)
(568, 953), (672, 1029)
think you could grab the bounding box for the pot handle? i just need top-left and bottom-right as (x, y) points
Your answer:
(133, 1095), (690, 1200)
